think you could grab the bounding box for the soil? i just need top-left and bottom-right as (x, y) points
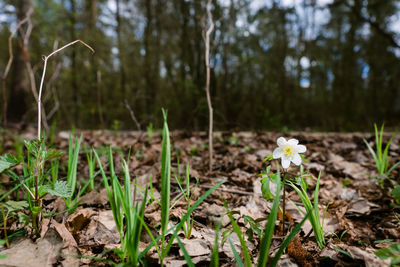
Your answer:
(0, 127), (399, 266)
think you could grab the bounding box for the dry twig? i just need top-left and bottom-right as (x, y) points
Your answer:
(203, 0), (215, 172)
(37, 40), (94, 139)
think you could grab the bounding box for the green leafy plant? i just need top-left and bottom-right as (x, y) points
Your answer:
(262, 137), (325, 249)
(0, 200), (28, 248)
(210, 222), (221, 267)
(21, 139), (64, 234)
(0, 134), (87, 234)
(376, 243), (400, 266)
(160, 109), (171, 263)
(288, 171), (325, 249)
(364, 124), (400, 189)
(86, 150), (96, 191)
(137, 110), (224, 266)
(392, 186), (400, 206)
(172, 164), (197, 239)
(95, 148), (148, 265)
(224, 169), (311, 267)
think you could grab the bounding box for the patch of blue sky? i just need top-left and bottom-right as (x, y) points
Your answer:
(361, 64), (370, 80)
(300, 77), (310, 88)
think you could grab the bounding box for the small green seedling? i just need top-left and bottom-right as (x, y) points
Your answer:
(288, 171), (325, 249)
(95, 147), (148, 265)
(364, 124), (400, 189)
(172, 164), (196, 239)
(224, 169), (311, 267)
(375, 243), (400, 266)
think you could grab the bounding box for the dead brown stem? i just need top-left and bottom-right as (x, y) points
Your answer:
(203, 0), (215, 172)
(37, 40), (94, 139)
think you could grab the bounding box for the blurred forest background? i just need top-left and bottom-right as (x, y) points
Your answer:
(0, 0), (400, 131)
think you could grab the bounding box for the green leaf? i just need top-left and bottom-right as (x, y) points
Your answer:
(47, 181), (73, 198)
(392, 186), (400, 204)
(0, 154), (19, 173)
(389, 243), (400, 254)
(375, 247), (393, 260)
(3, 201), (28, 212)
(44, 149), (63, 161)
(18, 212), (30, 225)
(263, 154), (273, 162)
(38, 184), (51, 198)
(0, 254), (7, 259)
(229, 238), (244, 267)
(225, 203), (252, 267)
(270, 210), (311, 267)
(174, 233), (194, 267)
(257, 172), (282, 267)
(160, 108), (171, 257)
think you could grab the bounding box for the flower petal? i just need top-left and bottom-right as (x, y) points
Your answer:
(291, 153), (302, 165)
(296, 144), (307, 153)
(273, 147), (283, 159)
(277, 137), (287, 146)
(288, 139), (299, 146)
(281, 158), (290, 169)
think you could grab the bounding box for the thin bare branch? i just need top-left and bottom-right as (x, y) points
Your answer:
(124, 100), (142, 132)
(124, 100), (143, 144)
(37, 40), (94, 139)
(203, 0), (215, 172)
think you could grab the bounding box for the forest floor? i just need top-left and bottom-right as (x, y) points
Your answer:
(0, 127), (399, 266)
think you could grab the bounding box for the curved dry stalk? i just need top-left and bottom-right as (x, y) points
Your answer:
(203, 0), (215, 172)
(37, 40), (94, 139)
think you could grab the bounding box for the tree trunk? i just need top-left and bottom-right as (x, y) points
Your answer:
(8, 0), (33, 123)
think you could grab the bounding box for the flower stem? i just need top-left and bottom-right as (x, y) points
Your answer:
(282, 171), (287, 235)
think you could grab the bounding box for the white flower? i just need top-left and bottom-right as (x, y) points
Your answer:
(272, 137), (306, 169)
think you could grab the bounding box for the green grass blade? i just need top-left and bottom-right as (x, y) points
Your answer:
(138, 180), (225, 260)
(67, 134), (82, 197)
(257, 177), (282, 267)
(270, 210), (312, 267)
(174, 233), (195, 267)
(229, 238), (244, 267)
(387, 161), (400, 175)
(211, 222), (221, 267)
(160, 109), (171, 260)
(225, 202), (252, 267)
(364, 139), (379, 168)
(382, 135), (393, 173)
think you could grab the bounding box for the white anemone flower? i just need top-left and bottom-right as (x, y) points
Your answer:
(272, 137), (306, 169)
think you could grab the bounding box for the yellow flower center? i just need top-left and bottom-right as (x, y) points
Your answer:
(283, 146), (294, 157)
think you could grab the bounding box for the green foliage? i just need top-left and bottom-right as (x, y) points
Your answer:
(392, 186), (400, 206)
(376, 243), (400, 266)
(47, 181), (73, 198)
(210, 222), (221, 267)
(0, 154), (19, 173)
(225, 202), (252, 267)
(224, 169), (311, 267)
(257, 170), (282, 267)
(0, 133), (85, 234)
(172, 164), (195, 239)
(2, 201), (28, 212)
(86, 150), (96, 191)
(95, 148), (148, 265)
(160, 109), (171, 261)
(288, 172), (325, 249)
(364, 124), (400, 189)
